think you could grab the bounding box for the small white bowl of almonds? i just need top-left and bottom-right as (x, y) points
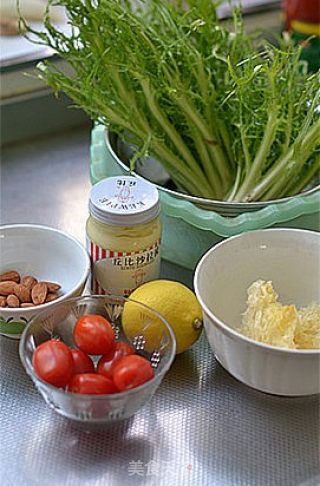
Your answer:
(0, 224), (91, 339)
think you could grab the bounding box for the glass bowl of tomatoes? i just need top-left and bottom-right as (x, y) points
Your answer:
(19, 295), (176, 423)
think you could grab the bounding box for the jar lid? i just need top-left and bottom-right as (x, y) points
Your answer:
(89, 176), (160, 226)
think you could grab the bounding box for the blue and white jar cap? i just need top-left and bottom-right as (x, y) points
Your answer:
(89, 176), (160, 226)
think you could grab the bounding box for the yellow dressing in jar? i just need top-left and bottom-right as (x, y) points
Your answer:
(86, 176), (161, 296)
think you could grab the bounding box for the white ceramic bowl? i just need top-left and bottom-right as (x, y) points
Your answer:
(194, 229), (320, 396)
(0, 224), (91, 339)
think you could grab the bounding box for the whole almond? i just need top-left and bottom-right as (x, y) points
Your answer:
(0, 296), (7, 307)
(14, 284), (31, 303)
(7, 294), (20, 308)
(43, 282), (61, 293)
(45, 292), (59, 303)
(0, 281), (18, 296)
(0, 271), (20, 283)
(21, 303), (36, 308)
(32, 282), (47, 305)
(21, 275), (38, 290)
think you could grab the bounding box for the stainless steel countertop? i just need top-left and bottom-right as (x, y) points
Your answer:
(1, 127), (319, 486)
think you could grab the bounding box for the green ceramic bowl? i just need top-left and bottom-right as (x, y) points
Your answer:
(90, 125), (320, 269)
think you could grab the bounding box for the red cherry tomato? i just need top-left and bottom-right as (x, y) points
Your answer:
(68, 373), (118, 394)
(112, 355), (154, 391)
(71, 348), (95, 374)
(33, 339), (73, 388)
(73, 314), (115, 355)
(97, 342), (135, 379)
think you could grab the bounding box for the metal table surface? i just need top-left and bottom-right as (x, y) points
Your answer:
(1, 127), (319, 486)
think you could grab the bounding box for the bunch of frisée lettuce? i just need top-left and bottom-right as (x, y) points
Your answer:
(21, 0), (320, 201)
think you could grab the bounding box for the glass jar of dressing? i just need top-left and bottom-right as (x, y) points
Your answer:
(86, 176), (161, 296)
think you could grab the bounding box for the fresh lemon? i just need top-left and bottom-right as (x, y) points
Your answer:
(122, 280), (203, 354)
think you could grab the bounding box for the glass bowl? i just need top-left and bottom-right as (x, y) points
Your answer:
(19, 295), (176, 423)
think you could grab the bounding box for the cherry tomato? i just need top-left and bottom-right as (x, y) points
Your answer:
(71, 348), (95, 374)
(73, 314), (115, 355)
(33, 339), (73, 388)
(112, 355), (154, 391)
(68, 373), (118, 394)
(97, 342), (135, 379)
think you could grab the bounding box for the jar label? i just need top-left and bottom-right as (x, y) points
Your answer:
(87, 239), (161, 296)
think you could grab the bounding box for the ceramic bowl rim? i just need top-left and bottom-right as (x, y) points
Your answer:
(194, 228), (320, 356)
(0, 224), (91, 314)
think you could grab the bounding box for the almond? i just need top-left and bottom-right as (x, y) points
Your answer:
(0, 270), (20, 283)
(14, 284), (31, 303)
(42, 281), (61, 293)
(0, 296), (7, 307)
(21, 303), (36, 308)
(32, 282), (47, 305)
(45, 292), (59, 303)
(21, 275), (38, 290)
(0, 281), (18, 296)
(7, 294), (20, 308)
